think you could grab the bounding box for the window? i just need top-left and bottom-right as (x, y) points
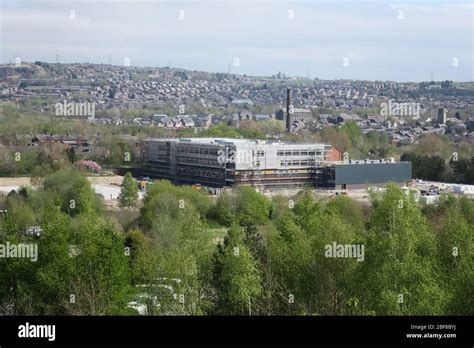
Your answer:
(277, 151), (284, 156)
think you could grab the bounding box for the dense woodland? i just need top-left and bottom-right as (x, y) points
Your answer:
(0, 167), (472, 315)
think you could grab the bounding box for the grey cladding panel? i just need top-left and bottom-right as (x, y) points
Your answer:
(335, 162), (412, 185)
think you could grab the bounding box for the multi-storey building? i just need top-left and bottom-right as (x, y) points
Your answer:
(275, 108), (314, 123)
(143, 138), (411, 189)
(143, 138), (334, 187)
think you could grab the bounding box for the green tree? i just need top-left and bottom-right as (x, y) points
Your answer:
(119, 172), (139, 208)
(436, 205), (474, 314)
(42, 168), (100, 216)
(267, 192), (364, 315)
(125, 229), (156, 286)
(212, 193), (235, 227)
(211, 227), (263, 314)
(235, 186), (272, 226)
(67, 215), (132, 315)
(351, 184), (446, 315)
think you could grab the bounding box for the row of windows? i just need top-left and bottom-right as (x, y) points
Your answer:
(178, 147), (219, 156)
(151, 147), (323, 158)
(280, 160), (316, 166)
(176, 156), (221, 166)
(277, 150), (320, 156)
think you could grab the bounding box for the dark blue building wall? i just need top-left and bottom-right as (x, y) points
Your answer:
(335, 162), (412, 185)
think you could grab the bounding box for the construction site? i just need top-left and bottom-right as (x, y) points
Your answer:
(142, 137), (411, 189)
(139, 86), (412, 189)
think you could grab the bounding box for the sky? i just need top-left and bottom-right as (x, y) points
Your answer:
(0, 0), (473, 82)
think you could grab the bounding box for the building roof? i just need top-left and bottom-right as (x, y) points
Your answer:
(145, 137), (326, 147)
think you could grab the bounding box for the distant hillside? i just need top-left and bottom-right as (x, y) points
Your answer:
(0, 63), (48, 80)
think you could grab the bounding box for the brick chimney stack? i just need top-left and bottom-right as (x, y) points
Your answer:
(286, 88), (292, 133)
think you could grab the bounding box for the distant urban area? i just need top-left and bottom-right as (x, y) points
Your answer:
(1, 61), (473, 186)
